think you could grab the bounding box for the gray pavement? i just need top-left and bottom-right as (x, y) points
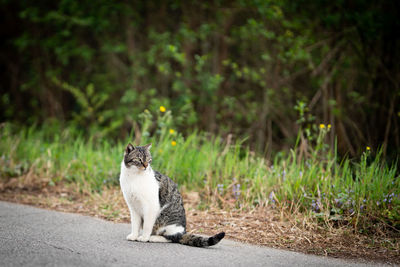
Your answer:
(0, 201), (386, 267)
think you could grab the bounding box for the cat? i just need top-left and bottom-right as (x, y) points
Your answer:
(119, 143), (225, 247)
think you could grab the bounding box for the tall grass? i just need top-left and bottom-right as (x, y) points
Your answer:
(0, 110), (399, 231)
(0, 123), (122, 190)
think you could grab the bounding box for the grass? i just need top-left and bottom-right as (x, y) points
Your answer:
(0, 109), (399, 234)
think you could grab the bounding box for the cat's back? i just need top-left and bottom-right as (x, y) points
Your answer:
(154, 170), (184, 206)
(153, 170), (186, 228)
(154, 170), (179, 194)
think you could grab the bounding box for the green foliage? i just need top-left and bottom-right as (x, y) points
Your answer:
(2, 0), (399, 159)
(1, 108), (399, 230)
(0, 122), (122, 191)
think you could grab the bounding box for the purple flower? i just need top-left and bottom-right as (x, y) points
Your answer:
(217, 184), (224, 194)
(269, 191), (275, 203)
(335, 198), (342, 206)
(232, 184), (241, 200)
(311, 199), (321, 212)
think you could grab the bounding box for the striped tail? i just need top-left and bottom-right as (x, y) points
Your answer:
(166, 232), (225, 247)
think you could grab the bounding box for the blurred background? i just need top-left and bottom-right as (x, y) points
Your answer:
(1, 0), (399, 160)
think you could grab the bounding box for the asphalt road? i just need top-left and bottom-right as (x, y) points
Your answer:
(0, 201), (384, 267)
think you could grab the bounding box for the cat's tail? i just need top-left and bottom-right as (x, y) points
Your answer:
(166, 232), (225, 247)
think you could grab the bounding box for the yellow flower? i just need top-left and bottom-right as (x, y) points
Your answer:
(327, 124), (331, 129)
(366, 146), (371, 151)
(169, 129), (175, 134)
(159, 106), (166, 112)
(285, 30), (293, 37)
(319, 124), (325, 129)
(171, 141), (177, 146)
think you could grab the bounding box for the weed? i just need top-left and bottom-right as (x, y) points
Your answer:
(0, 108), (399, 232)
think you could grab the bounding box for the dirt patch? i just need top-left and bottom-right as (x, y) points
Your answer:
(0, 180), (398, 264)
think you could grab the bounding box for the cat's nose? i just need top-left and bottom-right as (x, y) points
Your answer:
(143, 162), (148, 168)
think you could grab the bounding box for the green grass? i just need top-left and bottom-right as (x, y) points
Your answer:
(0, 111), (399, 232)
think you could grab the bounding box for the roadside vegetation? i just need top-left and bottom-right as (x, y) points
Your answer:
(1, 108), (399, 235)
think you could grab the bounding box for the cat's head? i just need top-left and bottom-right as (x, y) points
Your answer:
(124, 143), (152, 171)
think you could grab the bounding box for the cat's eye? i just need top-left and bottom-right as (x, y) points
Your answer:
(128, 159), (139, 165)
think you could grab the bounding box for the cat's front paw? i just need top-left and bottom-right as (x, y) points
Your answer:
(137, 235), (150, 242)
(126, 233), (138, 241)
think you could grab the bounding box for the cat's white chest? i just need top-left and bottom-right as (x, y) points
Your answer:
(119, 162), (160, 217)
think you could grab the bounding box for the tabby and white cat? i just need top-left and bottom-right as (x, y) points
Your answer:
(119, 143), (225, 247)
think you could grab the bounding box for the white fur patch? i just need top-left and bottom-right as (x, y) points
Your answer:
(156, 224), (185, 236)
(120, 161), (161, 239)
(126, 233), (138, 241)
(120, 161), (160, 218)
(149, 235), (170, 243)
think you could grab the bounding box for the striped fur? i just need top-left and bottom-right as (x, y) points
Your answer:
(120, 144), (225, 247)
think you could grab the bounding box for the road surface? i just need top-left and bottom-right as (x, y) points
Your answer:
(0, 201), (383, 267)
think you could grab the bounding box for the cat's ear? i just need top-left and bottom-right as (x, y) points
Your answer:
(144, 143), (152, 150)
(126, 143), (135, 154)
